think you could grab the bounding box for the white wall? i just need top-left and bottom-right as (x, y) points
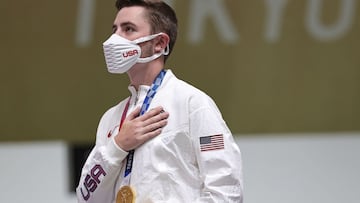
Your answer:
(239, 133), (360, 203)
(0, 142), (77, 203)
(0, 133), (359, 203)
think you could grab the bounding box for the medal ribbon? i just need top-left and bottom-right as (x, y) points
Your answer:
(122, 69), (167, 182)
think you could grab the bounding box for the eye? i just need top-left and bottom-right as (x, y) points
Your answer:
(119, 22), (137, 35)
(124, 26), (135, 33)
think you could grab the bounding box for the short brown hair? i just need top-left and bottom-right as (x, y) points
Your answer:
(115, 0), (178, 61)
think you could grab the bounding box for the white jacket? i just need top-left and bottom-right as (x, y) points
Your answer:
(76, 70), (243, 203)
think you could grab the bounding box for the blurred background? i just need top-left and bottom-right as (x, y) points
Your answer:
(0, 0), (359, 202)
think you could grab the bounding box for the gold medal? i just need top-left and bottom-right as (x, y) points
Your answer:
(116, 186), (136, 203)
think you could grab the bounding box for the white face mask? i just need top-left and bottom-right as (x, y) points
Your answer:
(103, 33), (169, 74)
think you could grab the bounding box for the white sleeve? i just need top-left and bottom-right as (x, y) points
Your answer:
(190, 100), (244, 203)
(76, 137), (128, 203)
(76, 105), (129, 203)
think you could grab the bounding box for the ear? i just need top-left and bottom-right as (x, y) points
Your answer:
(154, 33), (170, 53)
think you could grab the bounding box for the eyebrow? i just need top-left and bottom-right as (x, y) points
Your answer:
(112, 21), (137, 33)
(120, 21), (137, 28)
(113, 21), (137, 32)
(112, 21), (136, 28)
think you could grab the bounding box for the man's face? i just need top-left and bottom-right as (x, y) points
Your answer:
(112, 6), (154, 57)
(113, 6), (151, 40)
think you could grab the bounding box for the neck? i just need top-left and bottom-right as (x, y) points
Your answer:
(127, 61), (164, 90)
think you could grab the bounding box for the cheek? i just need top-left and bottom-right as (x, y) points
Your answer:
(140, 42), (155, 57)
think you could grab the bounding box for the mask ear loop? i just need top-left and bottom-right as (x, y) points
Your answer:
(132, 32), (169, 55)
(163, 44), (170, 56)
(135, 33), (169, 63)
(133, 32), (164, 44)
(136, 43), (169, 63)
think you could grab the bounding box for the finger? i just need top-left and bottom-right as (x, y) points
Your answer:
(138, 106), (164, 121)
(141, 128), (163, 142)
(143, 119), (168, 133)
(127, 107), (141, 120)
(143, 111), (169, 126)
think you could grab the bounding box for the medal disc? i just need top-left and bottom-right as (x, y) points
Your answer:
(116, 186), (135, 203)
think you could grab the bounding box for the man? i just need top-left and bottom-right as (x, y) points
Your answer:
(76, 0), (243, 202)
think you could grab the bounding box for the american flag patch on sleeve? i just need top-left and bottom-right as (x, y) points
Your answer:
(200, 135), (224, 152)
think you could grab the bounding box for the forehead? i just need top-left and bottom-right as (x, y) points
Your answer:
(114, 6), (151, 31)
